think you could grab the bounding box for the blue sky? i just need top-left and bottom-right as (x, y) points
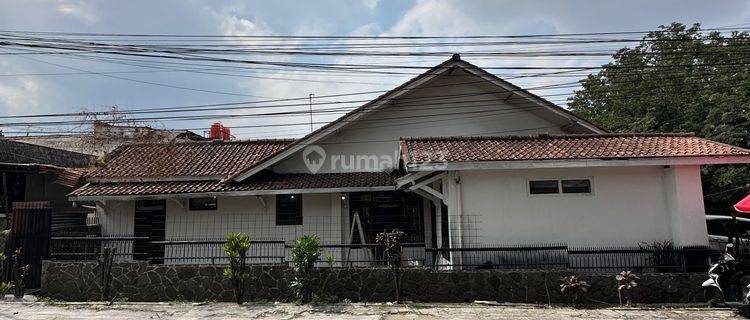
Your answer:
(0, 0), (749, 138)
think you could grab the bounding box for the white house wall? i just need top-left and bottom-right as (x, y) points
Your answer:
(458, 166), (695, 247)
(97, 193), (344, 264)
(273, 70), (567, 174)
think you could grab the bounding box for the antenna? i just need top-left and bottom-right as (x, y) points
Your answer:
(309, 93), (314, 133)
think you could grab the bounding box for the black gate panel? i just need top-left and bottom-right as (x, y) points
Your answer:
(3, 201), (52, 288)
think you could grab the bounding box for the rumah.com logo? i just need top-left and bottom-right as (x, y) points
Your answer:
(302, 145), (447, 173)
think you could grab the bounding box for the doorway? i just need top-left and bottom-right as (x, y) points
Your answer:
(133, 200), (166, 264)
(349, 191), (424, 244)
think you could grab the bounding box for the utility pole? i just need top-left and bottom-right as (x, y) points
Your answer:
(309, 93), (314, 133)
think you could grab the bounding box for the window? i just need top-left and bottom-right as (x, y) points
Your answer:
(189, 197), (218, 211)
(529, 180), (560, 195)
(276, 194), (302, 225)
(561, 179), (592, 194)
(529, 178), (592, 195)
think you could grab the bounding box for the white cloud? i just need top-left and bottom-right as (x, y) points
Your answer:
(362, 0), (380, 11)
(219, 14), (272, 37)
(388, 0), (480, 36)
(0, 78), (40, 114)
(56, 0), (99, 24)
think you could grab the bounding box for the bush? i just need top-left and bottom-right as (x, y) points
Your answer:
(290, 235), (320, 303)
(560, 275), (589, 305)
(223, 232), (251, 305)
(12, 248), (28, 299)
(0, 253), (10, 296)
(615, 271), (639, 306)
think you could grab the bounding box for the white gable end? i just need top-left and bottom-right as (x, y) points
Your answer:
(272, 68), (584, 174)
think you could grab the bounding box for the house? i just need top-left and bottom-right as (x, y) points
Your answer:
(8, 121), (205, 157)
(0, 139), (95, 228)
(67, 55), (750, 267)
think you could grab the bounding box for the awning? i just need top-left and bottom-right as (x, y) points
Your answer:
(734, 194), (750, 213)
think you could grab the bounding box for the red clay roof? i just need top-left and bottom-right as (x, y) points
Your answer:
(88, 139), (292, 180)
(400, 133), (750, 164)
(71, 172), (397, 198)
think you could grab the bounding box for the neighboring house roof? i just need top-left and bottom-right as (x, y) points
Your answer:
(87, 139), (292, 182)
(0, 139), (94, 168)
(70, 172), (397, 199)
(8, 122), (206, 156)
(400, 133), (750, 170)
(228, 54), (607, 182)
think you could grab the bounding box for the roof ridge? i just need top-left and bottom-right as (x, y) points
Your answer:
(117, 138), (296, 147)
(401, 133), (696, 142)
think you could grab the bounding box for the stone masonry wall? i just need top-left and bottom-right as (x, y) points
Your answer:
(41, 261), (706, 303)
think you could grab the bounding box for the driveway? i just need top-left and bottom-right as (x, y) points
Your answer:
(0, 302), (739, 319)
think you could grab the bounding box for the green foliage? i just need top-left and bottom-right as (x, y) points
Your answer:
(615, 271), (640, 306)
(12, 248), (28, 299)
(568, 22), (750, 212)
(375, 229), (405, 303)
(638, 240), (676, 271)
(560, 275), (590, 305)
(0, 253), (9, 296)
(326, 255), (335, 268)
(223, 232), (251, 305)
(290, 235), (320, 302)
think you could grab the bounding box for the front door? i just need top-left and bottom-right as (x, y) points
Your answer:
(133, 200), (166, 264)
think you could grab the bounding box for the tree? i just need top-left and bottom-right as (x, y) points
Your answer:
(568, 22), (750, 213)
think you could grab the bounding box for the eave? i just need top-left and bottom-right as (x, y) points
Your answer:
(404, 156), (750, 172)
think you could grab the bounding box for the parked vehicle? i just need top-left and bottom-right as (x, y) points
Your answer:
(703, 244), (749, 305)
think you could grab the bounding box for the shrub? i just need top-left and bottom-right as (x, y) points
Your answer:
(290, 235), (320, 303)
(0, 253), (10, 296)
(376, 229), (405, 303)
(560, 275), (589, 305)
(223, 232), (251, 305)
(638, 240), (676, 272)
(12, 248), (28, 299)
(615, 271), (639, 306)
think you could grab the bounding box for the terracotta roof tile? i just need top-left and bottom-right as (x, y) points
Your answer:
(401, 133), (750, 164)
(88, 139), (293, 180)
(71, 172), (397, 197)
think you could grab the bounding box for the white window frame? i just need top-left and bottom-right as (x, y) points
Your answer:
(527, 177), (594, 197)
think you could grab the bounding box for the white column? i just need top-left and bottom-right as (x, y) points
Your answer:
(663, 165), (709, 247)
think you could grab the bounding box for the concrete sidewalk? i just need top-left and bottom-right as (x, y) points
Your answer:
(0, 302), (739, 320)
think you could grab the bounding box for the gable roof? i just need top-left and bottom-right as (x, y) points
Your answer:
(0, 139), (94, 168)
(400, 133), (750, 170)
(228, 54), (607, 182)
(87, 139), (292, 182)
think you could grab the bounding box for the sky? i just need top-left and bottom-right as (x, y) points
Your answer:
(0, 0), (749, 139)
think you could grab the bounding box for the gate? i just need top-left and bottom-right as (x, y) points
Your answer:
(2, 201), (52, 288)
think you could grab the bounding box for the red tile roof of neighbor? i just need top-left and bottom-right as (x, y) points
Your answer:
(71, 172), (397, 197)
(400, 133), (750, 164)
(88, 139), (293, 180)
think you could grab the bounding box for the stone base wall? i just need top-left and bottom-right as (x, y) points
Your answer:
(41, 261), (706, 303)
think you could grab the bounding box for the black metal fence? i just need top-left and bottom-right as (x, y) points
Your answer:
(427, 245), (718, 273)
(48, 237), (723, 273)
